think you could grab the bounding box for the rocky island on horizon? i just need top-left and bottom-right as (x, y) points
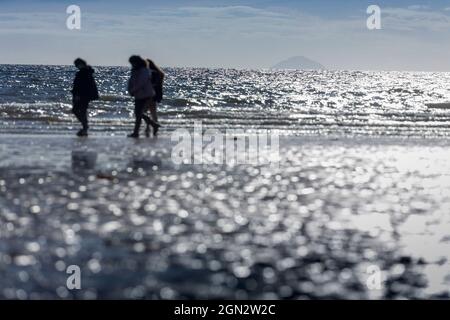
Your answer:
(271, 55), (325, 70)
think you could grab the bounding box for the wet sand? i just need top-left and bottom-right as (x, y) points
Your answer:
(1, 134), (450, 299)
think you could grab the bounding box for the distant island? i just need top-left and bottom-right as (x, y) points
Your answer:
(271, 56), (325, 70)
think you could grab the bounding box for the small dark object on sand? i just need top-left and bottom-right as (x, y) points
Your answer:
(96, 173), (115, 180)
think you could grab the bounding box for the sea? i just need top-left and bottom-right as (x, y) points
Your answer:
(1, 64), (450, 136)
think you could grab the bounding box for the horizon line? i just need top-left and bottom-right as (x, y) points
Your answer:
(1, 62), (450, 73)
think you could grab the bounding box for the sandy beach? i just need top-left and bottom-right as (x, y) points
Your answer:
(4, 0), (450, 309)
(1, 133), (450, 299)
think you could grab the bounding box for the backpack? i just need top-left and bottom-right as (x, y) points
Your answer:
(89, 75), (99, 101)
(151, 71), (163, 103)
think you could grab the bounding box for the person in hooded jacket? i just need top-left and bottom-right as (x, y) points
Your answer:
(145, 58), (164, 136)
(127, 55), (155, 138)
(71, 58), (99, 137)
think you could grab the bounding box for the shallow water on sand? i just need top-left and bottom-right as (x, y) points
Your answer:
(1, 135), (450, 299)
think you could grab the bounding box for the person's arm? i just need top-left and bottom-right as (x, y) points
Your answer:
(127, 76), (134, 96)
(89, 75), (99, 101)
(154, 73), (163, 102)
(148, 70), (154, 97)
(128, 71), (142, 96)
(127, 75), (137, 96)
(71, 73), (80, 95)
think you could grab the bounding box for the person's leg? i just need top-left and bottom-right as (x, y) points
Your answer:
(147, 100), (160, 136)
(142, 114), (152, 125)
(131, 99), (145, 136)
(72, 99), (88, 136)
(79, 100), (89, 131)
(142, 99), (156, 126)
(72, 100), (82, 124)
(141, 99), (157, 137)
(148, 100), (159, 124)
(142, 113), (153, 137)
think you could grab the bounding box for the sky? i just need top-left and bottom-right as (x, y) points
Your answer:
(1, 0), (450, 70)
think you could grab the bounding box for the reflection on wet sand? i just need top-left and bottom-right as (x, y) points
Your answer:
(72, 150), (97, 171)
(0, 135), (450, 299)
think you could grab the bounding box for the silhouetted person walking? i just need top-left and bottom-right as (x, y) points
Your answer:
(71, 58), (99, 137)
(127, 55), (155, 138)
(146, 58), (164, 137)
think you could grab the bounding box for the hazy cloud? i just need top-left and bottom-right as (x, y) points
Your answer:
(1, 3), (450, 70)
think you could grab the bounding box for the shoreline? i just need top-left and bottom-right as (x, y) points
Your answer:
(1, 131), (450, 144)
